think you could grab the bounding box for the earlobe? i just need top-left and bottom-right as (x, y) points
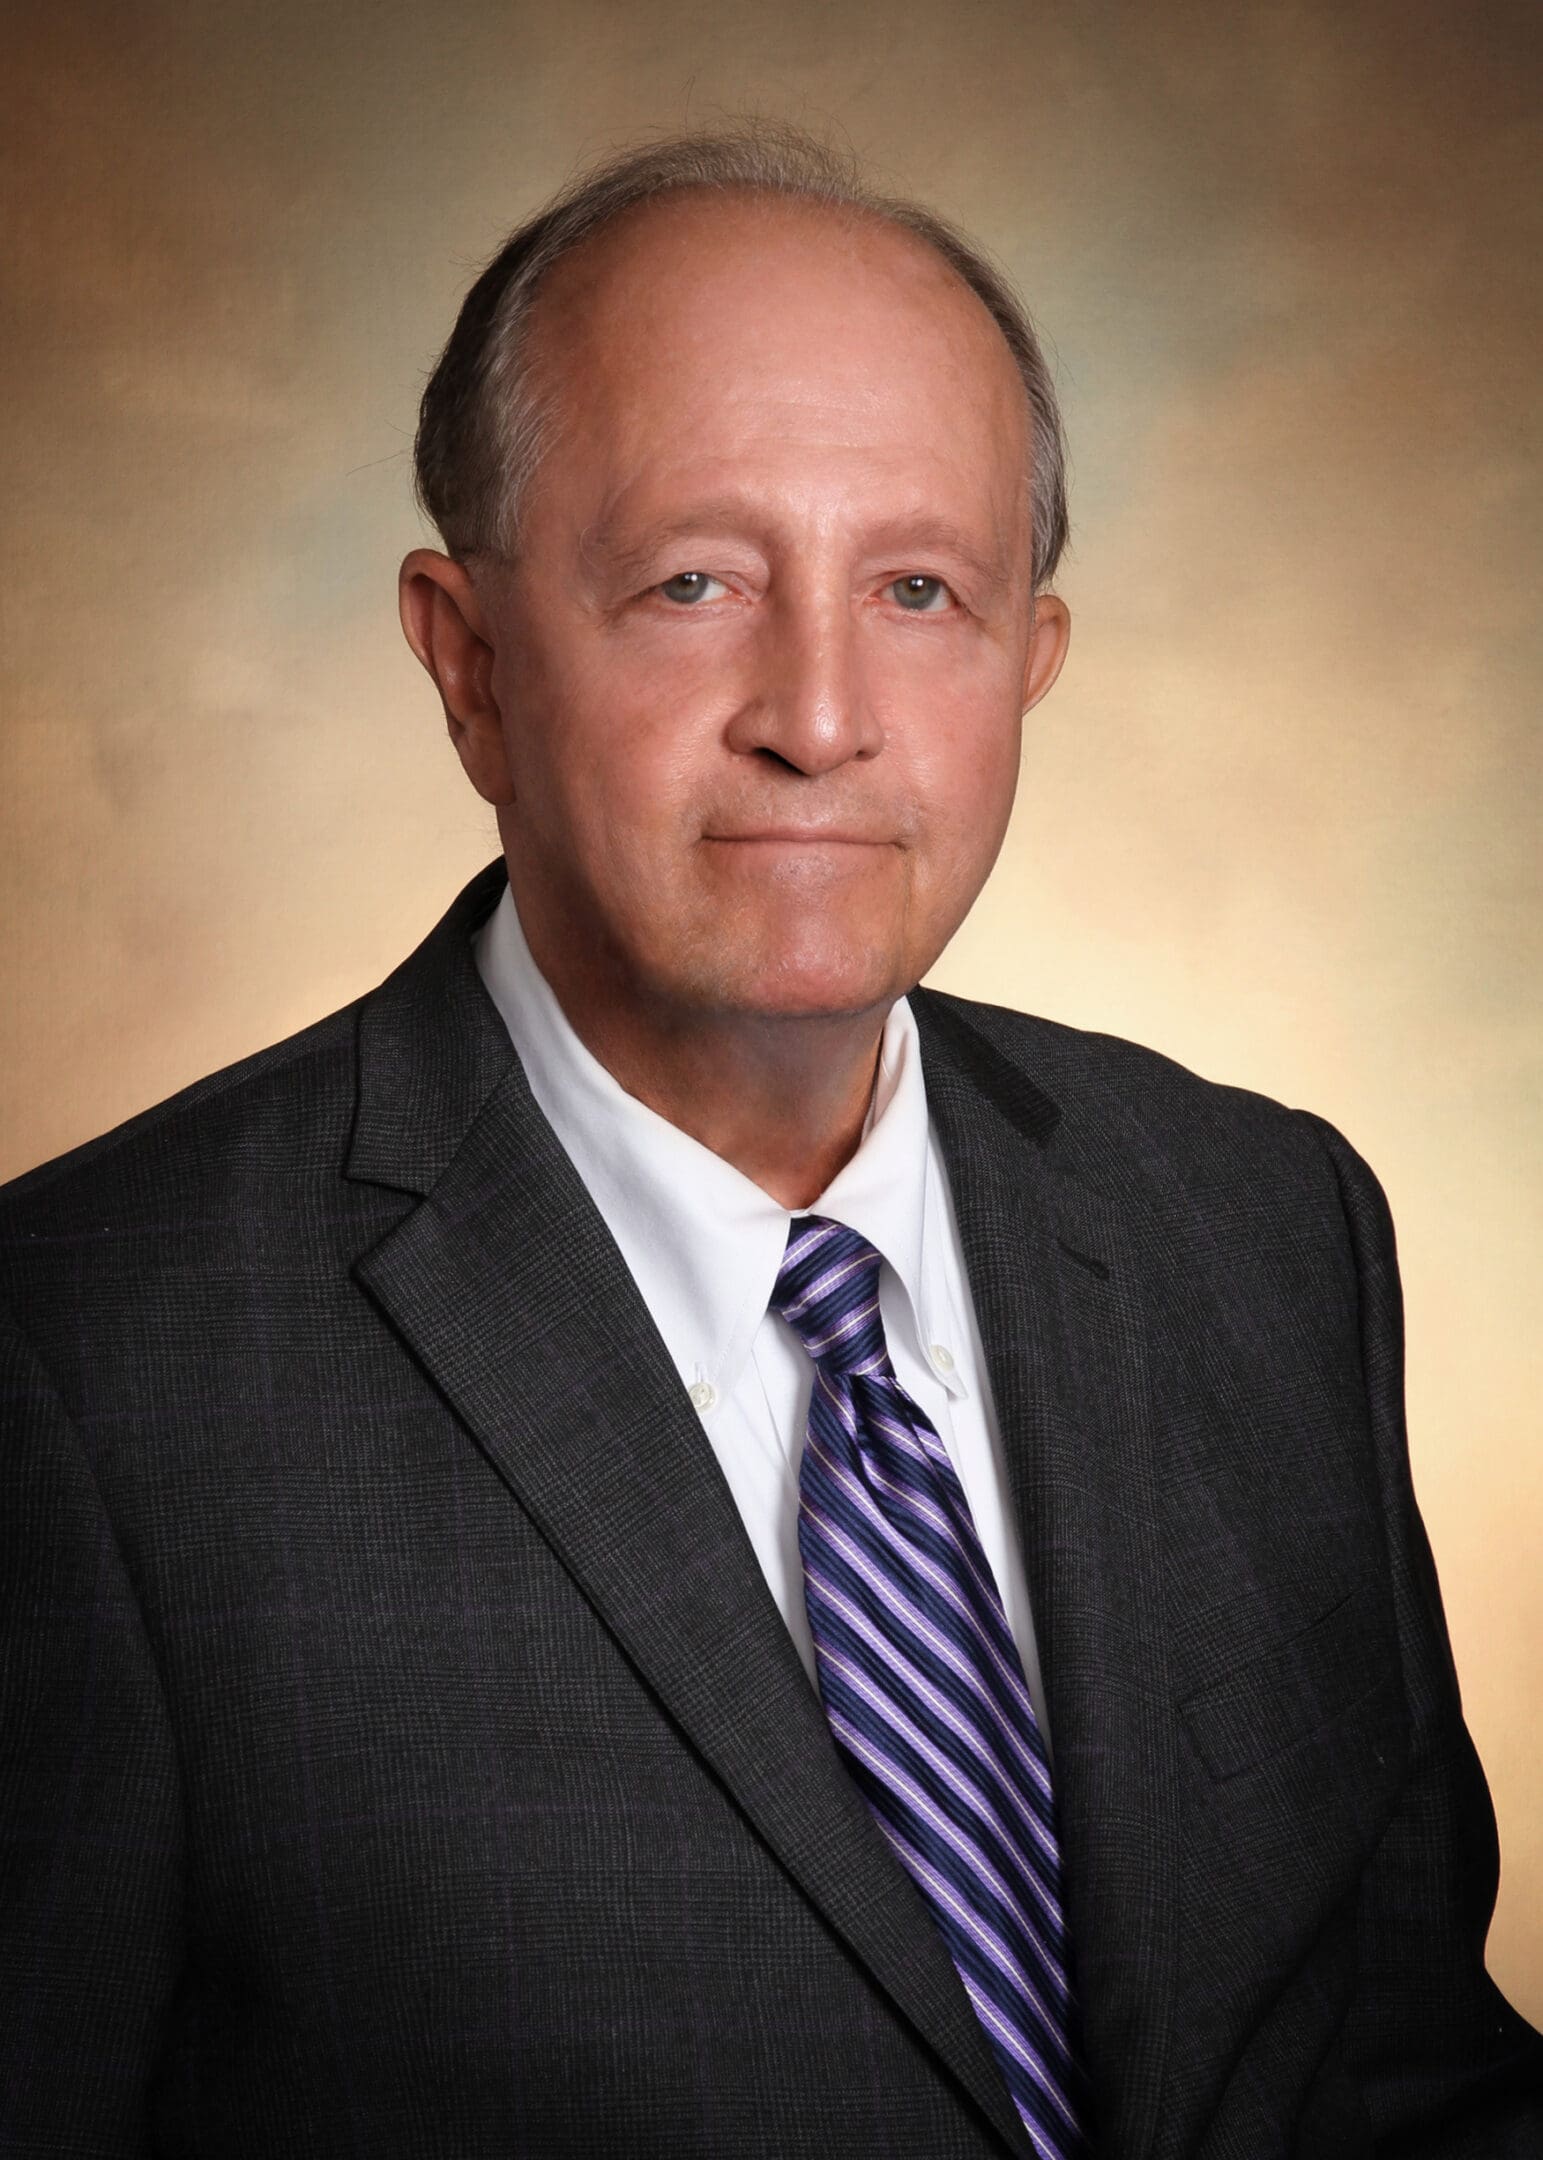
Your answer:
(397, 549), (515, 806)
(1021, 593), (1071, 715)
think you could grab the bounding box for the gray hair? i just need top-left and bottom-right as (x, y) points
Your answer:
(414, 123), (1069, 591)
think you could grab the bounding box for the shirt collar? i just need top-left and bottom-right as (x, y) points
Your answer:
(473, 884), (944, 1404)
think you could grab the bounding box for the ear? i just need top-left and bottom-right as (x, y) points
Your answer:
(398, 549), (515, 805)
(1020, 592), (1071, 715)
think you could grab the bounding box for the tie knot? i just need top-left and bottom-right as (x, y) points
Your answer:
(771, 1217), (892, 1379)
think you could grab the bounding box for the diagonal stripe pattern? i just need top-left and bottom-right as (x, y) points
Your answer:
(773, 1215), (1092, 2159)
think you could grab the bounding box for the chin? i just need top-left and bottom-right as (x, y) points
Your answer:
(711, 944), (907, 1024)
(656, 900), (923, 1023)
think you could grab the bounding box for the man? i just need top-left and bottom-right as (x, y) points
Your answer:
(1, 127), (1538, 2159)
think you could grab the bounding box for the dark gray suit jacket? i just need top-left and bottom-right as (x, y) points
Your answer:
(2, 861), (1539, 2157)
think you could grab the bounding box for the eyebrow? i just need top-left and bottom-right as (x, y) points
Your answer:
(580, 501), (1014, 599)
(580, 504), (759, 588)
(858, 514), (1012, 599)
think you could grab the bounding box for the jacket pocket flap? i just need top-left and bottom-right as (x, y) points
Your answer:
(1179, 1581), (1401, 1783)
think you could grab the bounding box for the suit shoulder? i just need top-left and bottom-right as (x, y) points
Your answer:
(0, 1000), (363, 1251)
(919, 986), (1355, 1197)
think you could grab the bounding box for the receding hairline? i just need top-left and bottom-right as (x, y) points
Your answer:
(532, 176), (1000, 304)
(517, 181), (1037, 454)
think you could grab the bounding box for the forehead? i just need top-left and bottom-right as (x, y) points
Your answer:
(521, 191), (1031, 532)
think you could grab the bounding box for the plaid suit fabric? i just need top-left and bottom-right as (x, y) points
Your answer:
(1, 861), (1539, 2158)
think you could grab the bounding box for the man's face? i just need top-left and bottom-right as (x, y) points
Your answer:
(459, 193), (1062, 1026)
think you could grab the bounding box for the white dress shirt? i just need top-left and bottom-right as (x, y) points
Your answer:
(474, 887), (1049, 1742)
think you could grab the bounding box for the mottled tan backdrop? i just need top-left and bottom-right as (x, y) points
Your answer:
(4, 0), (1539, 2016)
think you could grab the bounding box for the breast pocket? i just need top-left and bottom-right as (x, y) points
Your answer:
(1179, 1580), (1406, 1784)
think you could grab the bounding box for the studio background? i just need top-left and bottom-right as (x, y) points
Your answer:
(4, 0), (1539, 2018)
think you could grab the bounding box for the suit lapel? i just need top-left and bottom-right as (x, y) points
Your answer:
(346, 871), (1033, 2159)
(914, 991), (1177, 2160)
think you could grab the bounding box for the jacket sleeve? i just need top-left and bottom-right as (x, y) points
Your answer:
(1300, 1115), (1543, 2154)
(0, 1301), (184, 2157)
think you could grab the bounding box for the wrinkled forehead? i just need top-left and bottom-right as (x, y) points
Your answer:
(517, 190), (1034, 537)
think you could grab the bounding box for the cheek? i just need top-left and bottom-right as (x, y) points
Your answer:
(565, 636), (760, 840)
(502, 645), (705, 842)
(874, 649), (1024, 842)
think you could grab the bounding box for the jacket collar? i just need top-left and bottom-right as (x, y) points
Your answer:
(345, 857), (513, 1196)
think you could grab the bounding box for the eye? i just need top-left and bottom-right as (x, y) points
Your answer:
(656, 571), (725, 605)
(888, 575), (950, 613)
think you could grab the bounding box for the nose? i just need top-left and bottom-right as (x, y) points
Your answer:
(724, 588), (884, 776)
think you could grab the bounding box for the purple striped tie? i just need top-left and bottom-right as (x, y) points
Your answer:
(773, 1215), (1092, 2158)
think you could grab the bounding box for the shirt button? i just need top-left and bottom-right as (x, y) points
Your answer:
(929, 1343), (955, 1374)
(688, 1380), (718, 1413)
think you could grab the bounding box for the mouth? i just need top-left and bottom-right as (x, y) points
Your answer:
(703, 831), (892, 847)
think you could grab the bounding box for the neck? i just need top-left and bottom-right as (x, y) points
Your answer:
(518, 930), (889, 1213)
(583, 1007), (890, 1210)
